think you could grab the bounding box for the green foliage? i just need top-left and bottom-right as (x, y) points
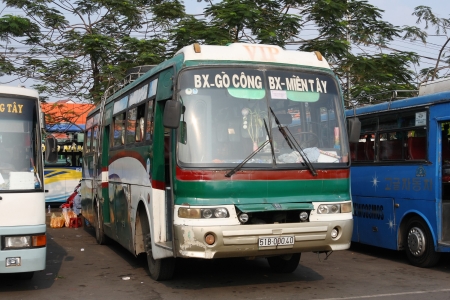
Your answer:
(402, 6), (450, 82)
(0, 0), (446, 105)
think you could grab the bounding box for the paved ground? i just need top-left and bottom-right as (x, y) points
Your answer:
(1, 209), (450, 300)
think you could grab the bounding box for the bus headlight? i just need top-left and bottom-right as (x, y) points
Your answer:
(178, 207), (229, 219)
(4, 236), (31, 249)
(316, 202), (352, 214)
(317, 204), (340, 214)
(214, 208), (228, 218)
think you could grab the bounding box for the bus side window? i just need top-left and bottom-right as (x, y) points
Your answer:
(113, 113), (126, 147)
(127, 107), (137, 144)
(407, 129), (427, 160)
(146, 100), (154, 142)
(92, 126), (98, 151)
(135, 104), (146, 142)
(85, 129), (92, 153)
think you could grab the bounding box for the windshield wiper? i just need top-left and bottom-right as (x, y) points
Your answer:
(269, 107), (317, 176)
(225, 119), (275, 178)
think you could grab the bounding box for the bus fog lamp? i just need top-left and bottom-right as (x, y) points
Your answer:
(239, 213), (249, 223)
(299, 211), (309, 221)
(202, 208), (213, 219)
(5, 236), (31, 249)
(5, 257), (21, 267)
(205, 233), (215, 245)
(214, 208), (228, 218)
(331, 228), (339, 239)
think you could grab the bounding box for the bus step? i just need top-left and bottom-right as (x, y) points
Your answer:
(155, 241), (172, 250)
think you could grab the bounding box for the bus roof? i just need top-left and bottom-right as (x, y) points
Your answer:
(176, 43), (331, 69)
(346, 91), (450, 118)
(87, 43), (333, 119)
(0, 85), (39, 98)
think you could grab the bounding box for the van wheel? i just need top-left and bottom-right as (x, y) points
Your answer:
(405, 217), (441, 267)
(145, 234), (175, 281)
(94, 202), (109, 245)
(267, 253), (301, 273)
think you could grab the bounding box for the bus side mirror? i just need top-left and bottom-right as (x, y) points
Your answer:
(45, 135), (58, 163)
(163, 100), (181, 129)
(347, 118), (361, 143)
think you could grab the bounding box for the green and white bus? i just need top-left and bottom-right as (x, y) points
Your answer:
(81, 43), (359, 280)
(0, 85), (46, 279)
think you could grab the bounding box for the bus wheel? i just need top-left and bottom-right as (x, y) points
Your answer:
(405, 217), (441, 268)
(267, 253), (301, 273)
(94, 202), (109, 245)
(145, 234), (175, 281)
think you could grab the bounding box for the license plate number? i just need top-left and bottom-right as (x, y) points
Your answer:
(258, 236), (294, 248)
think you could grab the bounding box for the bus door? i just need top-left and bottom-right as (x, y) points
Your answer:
(101, 125), (111, 225)
(440, 121), (450, 242)
(353, 196), (397, 249)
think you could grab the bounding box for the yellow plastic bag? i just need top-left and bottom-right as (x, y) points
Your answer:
(50, 213), (65, 228)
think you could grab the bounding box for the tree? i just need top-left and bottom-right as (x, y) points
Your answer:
(0, 0), (174, 103)
(170, 0), (420, 103)
(402, 5), (450, 82)
(0, 0), (427, 105)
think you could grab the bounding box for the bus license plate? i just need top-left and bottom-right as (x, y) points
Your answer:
(258, 236), (294, 248)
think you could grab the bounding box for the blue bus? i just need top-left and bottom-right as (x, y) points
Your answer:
(346, 77), (450, 267)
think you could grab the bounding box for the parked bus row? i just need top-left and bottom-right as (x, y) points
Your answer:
(11, 41), (450, 282)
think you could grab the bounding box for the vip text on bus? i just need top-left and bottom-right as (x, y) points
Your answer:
(81, 43), (358, 280)
(0, 85), (46, 279)
(346, 77), (450, 267)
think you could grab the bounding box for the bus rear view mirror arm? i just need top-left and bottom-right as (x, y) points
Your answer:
(347, 118), (361, 144)
(45, 134), (58, 163)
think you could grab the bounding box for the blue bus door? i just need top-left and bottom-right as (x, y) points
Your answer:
(440, 121), (450, 242)
(353, 196), (398, 249)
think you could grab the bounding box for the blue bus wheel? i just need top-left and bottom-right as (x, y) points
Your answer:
(405, 217), (441, 268)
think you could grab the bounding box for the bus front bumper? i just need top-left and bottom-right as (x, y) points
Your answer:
(0, 225), (46, 273)
(174, 219), (352, 259)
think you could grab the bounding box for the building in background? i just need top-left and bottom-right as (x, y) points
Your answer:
(41, 100), (94, 204)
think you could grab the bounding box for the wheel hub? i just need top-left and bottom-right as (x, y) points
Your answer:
(407, 227), (425, 257)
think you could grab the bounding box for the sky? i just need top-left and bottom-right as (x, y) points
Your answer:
(1, 0), (449, 98)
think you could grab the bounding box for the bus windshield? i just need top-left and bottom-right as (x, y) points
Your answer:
(0, 97), (42, 190)
(177, 67), (348, 168)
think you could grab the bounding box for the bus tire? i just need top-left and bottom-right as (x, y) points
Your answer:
(145, 234), (175, 281)
(94, 202), (109, 245)
(405, 217), (441, 268)
(267, 253), (301, 273)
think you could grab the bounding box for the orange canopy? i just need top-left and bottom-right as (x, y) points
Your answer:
(41, 101), (95, 126)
